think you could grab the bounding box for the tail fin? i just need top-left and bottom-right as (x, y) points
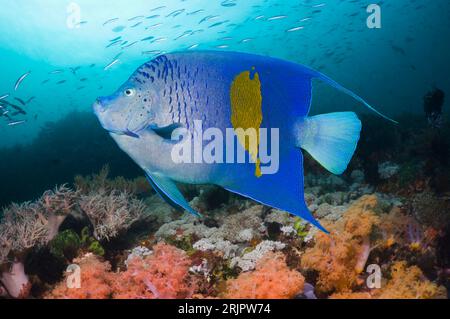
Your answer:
(312, 71), (398, 124)
(296, 112), (362, 175)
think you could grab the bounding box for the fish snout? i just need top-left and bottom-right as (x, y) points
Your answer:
(93, 98), (107, 114)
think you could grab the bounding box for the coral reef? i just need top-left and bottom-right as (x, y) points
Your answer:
(2, 146), (450, 300)
(74, 165), (151, 196)
(79, 189), (147, 241)
(374, 261), (446, 299)
(331, 261), (446, 299)
(46, 253), (114, 299)
(300, 195), (381, 295)
(113, 243), (197, 299)
(0, 181), (151, 298)
(230, 241), (286, 272)
(223, 252), (304, 299)
(46, 243), (197, 299)
(0, 186), (77, 298)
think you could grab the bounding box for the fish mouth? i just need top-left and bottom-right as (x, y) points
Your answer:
(108, 129), (141, 139)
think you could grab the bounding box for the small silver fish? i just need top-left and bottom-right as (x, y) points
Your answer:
(103, 18), (119, 26)
(187, 44), (199, 50)
(166, 9), (185, 18)
(8, 120), (26, 127)
(104, 59), (120, 71)
(175, 31), (193, 40)
(110, 36), (122, 42)
(26, 96), (36, 104)
(267, 15), (287, 21)
(287, 26), (304, 32)
(142, 50), (163, 56)
(150, 6), (166, 12)
(152, 37), (167, 43)
(128, 15), (145, 21)
(199, 15), (220, 24)
(146, 23), (163, 30)
(14, 97), (26, 106)
(141, 36), (155, 42)
(49, 69), (64, 74)
(187, 10), (204, 15)
(122, 41), (139, 49)
(14, 71), (31, 91)
(130, 22), (143, 28)
(74, 21), (88, 27)
(0, 94), (9, 101)
(113, 52), (124, 60)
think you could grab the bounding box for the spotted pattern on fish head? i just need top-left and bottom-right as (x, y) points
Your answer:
(93, 56), (176, 137)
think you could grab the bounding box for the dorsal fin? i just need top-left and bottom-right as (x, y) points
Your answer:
(310, 69), (398, 124)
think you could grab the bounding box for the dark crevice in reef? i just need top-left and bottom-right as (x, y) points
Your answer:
(0, 111), (142, 210)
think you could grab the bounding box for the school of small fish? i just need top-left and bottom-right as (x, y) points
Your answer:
(1, 0), (421, 130)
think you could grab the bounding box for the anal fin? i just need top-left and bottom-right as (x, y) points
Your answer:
(222, 148), (328, 233)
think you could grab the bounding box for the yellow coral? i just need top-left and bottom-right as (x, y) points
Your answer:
(301, 195), (381, 294)
(374, 261), (447, 299)
(329, 261), (447, 299)
(330, 292), (373, 299)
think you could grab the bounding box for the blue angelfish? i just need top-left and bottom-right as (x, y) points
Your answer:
(93, 51), (395, 232)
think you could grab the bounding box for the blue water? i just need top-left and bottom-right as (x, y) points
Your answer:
(0, 0), (449, 148)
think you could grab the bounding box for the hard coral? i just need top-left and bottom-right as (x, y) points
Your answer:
(224, 252), (304, 299)
(113, 243), (197, 299)
(301, 195), (380, 295)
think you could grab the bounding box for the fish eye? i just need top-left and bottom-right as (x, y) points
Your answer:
(124, 88), (136, 97)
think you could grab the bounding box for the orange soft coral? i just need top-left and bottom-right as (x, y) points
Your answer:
(374, 261), (447, 299)
(330, 292), (373, 299)
(46, 253), (113, 299)
(330, 261), (447, 299)
(112, 243), (197, 299)
(223, 252), (304, 299)
(301, 195), (380, 294)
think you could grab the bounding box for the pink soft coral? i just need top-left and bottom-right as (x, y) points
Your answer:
(46, 243), (197, 299)
(223, 252), (304, 299)
(113, 243), (197, 299)
(46, 253), (114, 299)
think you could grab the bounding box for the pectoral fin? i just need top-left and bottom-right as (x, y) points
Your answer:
(145, 172), (201, 217)
(150, 123), (184, 140)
